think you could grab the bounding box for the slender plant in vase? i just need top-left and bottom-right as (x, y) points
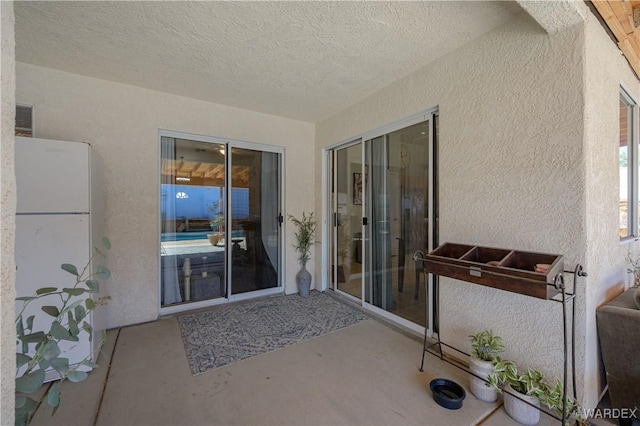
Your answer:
(288, 212), (318, 297)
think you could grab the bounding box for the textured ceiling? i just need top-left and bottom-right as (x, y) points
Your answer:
(15, 1), (521, 123)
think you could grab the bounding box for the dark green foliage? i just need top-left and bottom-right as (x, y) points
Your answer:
(469, 329), (504, 362)
(288, 212), (318, 267)
(15, 237), (111, 426)
(486, 358), (585, 425)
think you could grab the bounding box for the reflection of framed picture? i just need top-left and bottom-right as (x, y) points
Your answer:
(353, 172), (362, 205)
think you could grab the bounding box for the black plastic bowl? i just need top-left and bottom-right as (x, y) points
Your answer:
(429, 378), (466, 410)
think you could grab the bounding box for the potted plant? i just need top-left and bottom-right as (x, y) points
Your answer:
(537, 378), (585, 426)
(626, 250), (640, 287)
(487, 359), (543, 425)
(207, 201), (224, 246)
(487, 359), (585, 426)
(288, 211), (317, 297)
(625, 250), (640, 307)
(468, 329), (504, 402)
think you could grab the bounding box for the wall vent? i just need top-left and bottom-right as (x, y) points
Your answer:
(15, 104), (33, 137)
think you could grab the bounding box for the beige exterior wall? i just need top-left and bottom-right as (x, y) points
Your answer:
(16, 63), (315, 329)
(583, 13), (640, 407)
(1, 1), (16, 423)
(316, 9), (636, 408)
(5, 2), (638, 414)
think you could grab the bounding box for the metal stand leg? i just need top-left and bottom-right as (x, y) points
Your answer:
(420, 330), (443, 372)
(398, 238), (405, 293)
(420, 327), (428, 372)
(414, 264), (420, 300)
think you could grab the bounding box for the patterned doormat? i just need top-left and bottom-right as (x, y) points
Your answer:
(177, 291), (370, 375)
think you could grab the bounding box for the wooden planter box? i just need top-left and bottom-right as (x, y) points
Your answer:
(422, 243), (564, 300)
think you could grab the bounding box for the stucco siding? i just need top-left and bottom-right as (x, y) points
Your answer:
(1, 1), (16, 423)
(583, 12), (640, 408)
(16, 63), (315, 329)
(316, 11), (598, 406)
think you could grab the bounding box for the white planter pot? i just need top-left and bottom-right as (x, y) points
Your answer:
(503, 383), (540, 426)
(469, 356), (498, 402)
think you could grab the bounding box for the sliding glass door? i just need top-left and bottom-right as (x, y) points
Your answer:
(329, 112), (436, 332)
(330, 141), (363, 299)
(159, 132), (283, 313)
(230, 148), (280, 295)
(364, 121), (432, 327)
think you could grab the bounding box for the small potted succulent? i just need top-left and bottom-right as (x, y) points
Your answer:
(468, 329), (504, 402)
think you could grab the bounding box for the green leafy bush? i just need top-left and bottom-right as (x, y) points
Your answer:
(469, 329), (504, 362)
(487, 358), (585, 425)
(626, 250), (640, 287)
(15, 237), (111, 426)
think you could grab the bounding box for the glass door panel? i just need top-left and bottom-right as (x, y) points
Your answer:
(160, 135), (282, 310)
(364, 121), (430, 327)
(364, 135), (388, 307)
(160, 136), (227, 308)
(230, 148), (280, 295)
(331, 142), (363, 298)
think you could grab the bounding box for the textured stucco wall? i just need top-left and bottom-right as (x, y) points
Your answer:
(1, 1), (16, 423)
(317, 11), (595, 404)
(583, 13), (640, 408)
(16, 63), (315, 329)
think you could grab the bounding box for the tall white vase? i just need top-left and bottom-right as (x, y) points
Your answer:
(469, 356), (498, 402)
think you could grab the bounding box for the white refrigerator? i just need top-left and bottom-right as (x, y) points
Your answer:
(15, 136), (105, 382)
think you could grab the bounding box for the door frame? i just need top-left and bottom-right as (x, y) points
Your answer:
(325, 138), (363, 301)
(157, 129), (285, 316)
(322, 107), (438, 336)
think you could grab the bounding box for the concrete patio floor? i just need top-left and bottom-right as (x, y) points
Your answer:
(27, 301), (564, 426)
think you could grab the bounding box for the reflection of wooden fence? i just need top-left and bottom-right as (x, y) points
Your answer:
(604, 201), (640, 237)
(621, 201), (628, 238)
(620, 201), (629, 238)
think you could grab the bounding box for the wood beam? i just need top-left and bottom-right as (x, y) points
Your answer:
(592, 0), (640, 79)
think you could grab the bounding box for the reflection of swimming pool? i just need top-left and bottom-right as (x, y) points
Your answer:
(162, 231), (209, 242)
(161, 231), (244, 242)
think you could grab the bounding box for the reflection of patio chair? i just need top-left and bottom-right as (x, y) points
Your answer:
(237, 220), (277, 289)
(162, 253), (226, 304)
(239, 220), (257, 262)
